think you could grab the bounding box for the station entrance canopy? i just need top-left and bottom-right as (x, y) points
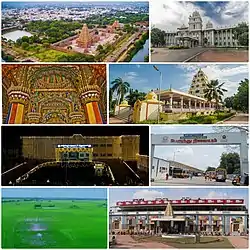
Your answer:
(151, 132), (248, 177)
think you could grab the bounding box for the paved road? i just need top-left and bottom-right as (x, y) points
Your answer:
(152, 176), (234, 186)
(113, 235), (174, 249)
(151, 47), (207, 62)
(221, 113), (249, 124)
(227, 236), (249, 249)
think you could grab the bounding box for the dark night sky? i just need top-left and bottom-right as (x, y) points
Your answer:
(2, 125), (149, 155)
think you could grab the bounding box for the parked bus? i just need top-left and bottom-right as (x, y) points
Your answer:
(216, 168), (227, 182)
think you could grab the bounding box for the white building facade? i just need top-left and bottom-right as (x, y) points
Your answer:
(165, 11), (239, 47)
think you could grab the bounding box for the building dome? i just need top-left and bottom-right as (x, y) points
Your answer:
(192, 11), (200, 17)
(145, 91), (158, 101)
(206, 21), (213, 29)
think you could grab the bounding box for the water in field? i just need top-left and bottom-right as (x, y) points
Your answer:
(2, 30), (33, 42)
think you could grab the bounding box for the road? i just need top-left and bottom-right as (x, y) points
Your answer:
(151, 176), (234, 186)
(221, 113), (249, 124)
(151, 47), (207, 62)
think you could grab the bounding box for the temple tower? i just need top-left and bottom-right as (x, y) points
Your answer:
(164, 202), (174, 217)
(77, 24), (91, 48)
(188, 11), (202, 30)
(188, 69), (209, 98)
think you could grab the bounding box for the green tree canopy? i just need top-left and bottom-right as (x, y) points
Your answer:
(125, 89), (146, 106)
(206, 166), (216, 172)
(151, 27), (166, 47)
(218, 152), (240, 174)
(110, 77), (130, 105)
(233, 79), (249, 113)
(204, 79), (227, 108)
(233, 22), (249, 46)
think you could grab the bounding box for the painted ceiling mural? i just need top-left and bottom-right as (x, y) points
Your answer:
(2, 64), (107, 124)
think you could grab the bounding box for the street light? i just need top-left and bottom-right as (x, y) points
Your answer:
(153, 65), (162, 124)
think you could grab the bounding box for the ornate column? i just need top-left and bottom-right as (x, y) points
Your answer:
(6, 85), (30, 124)
(79, 85), (104, 124)
(69, 112), (85, 124)
(27, 112), (41, 124)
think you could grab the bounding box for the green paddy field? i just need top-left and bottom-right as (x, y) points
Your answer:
(2, 199), (107, 248)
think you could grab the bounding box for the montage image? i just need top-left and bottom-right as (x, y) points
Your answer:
(151, 1), (249, 62)
(151, 125), (249, 186)
(2, 188), (107, 248)
(109, 188), (249, 249)
(2, 1), (149, 62)
(109, 64), (249, 124)
(2, 64), (107, 124)
(2, 125), (149, 186)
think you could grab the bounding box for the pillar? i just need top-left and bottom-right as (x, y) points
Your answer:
(26, 112), (41, 124)
(151, 144), (155, 178)
(224, 216), (231, 234)
(121, 216), (127, 230)
(169, 95), (173, 110)
(209, 215), (212, 232)
(6, 86), (30, 124)
(188, 99), (191, 111)
(242, 216), (247, 232)
(79, 86), (104, 124)
(194, 100), (197, 111)
(180, 97), (183, 111)
(240, 131), (248, 177)
(69, 112), (85, 124)
(199, 102), (202, 110)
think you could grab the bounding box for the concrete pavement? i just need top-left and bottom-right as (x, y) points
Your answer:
(113, 235), (174, 249)
(152, 176), (234, 186)
(221, 113), (249, 124)
(227, 236), (249, 248)
(151, 47), (207, 62)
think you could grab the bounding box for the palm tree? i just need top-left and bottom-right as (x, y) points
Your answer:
(204, 80), (227, 109)
(110, 77), (130, 105)
(126, 89), (146, 106)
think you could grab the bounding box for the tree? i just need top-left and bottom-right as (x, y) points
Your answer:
(218, 152), (240, 174)
(21, 42), (29, 50)
(233, 22), (249, 46)
(151, 27), (166, 47)
(206, 166), (216, 172)
(233, 79), (249, 113)
(224, 96), (234, 109)
(126, 89), (146, 106)
(203, 37), (208, 46)
(144, 55), (149, 62)
(204, 80), (227, 109)
(110, 77), (130, 105)
(97, 44), (103, 52)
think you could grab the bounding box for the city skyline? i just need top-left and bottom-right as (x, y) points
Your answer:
(151, 1), (249, 31)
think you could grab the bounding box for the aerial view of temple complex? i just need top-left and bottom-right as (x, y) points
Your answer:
(2, 64), (107, 124)
(2, 1), (149, 62)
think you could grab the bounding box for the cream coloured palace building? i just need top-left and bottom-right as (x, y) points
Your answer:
(165, 11), (239, 47)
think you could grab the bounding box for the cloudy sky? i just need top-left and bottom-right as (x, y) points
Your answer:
(2, 188), (107, 199)
(109, 188), (248, 207)
(151, 1), (249, 31)
(151, 125), (247, 170)
(109, 64), (248, 98)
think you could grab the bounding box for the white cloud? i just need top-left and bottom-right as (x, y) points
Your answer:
(151, 1), (249, 31)
(177, 64), (248, 97)
(133, 189), (164, 200)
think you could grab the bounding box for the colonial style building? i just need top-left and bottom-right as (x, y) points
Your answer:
(165, 11), (239, 47)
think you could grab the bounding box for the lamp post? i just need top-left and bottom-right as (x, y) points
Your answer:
(153, 65), (162, 124)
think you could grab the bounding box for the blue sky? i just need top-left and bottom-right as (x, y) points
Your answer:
(109, 188), (249, 207)
(151, 126), (247, 170)
(2, 188), (107, 199)
(151, 1), (249, 31)
(109, 64), (248, 99)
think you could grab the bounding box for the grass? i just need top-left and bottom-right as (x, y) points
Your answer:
(2, 199), (107, 248)
(132, 235), (234, 248)
(35, 49), (70, 62)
